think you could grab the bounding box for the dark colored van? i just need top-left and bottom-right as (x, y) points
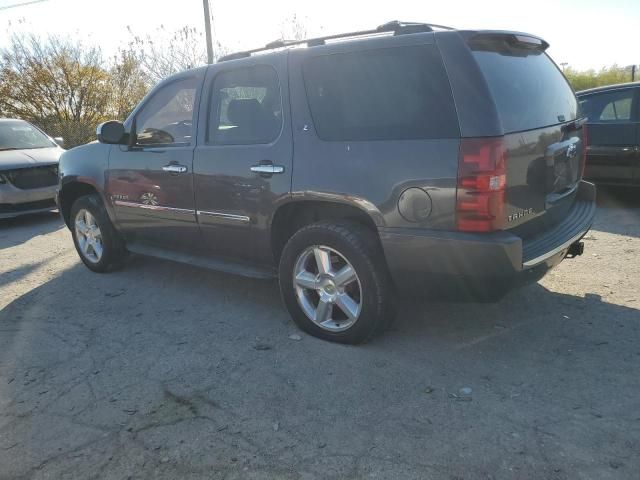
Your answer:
(57, 21), (595, 343)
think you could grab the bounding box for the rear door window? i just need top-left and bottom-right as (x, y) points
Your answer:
(302, 46), (459, 141)
(580, 89), (635, 123)
(471, 45), (578, 133)
(208, 65), (282, 145)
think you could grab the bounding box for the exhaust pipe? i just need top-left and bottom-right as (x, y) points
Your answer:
(566, 241), (585, 258)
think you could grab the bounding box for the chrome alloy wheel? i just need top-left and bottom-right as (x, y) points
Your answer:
(293, 245), (362, 332)
(74, 209), (103, 263)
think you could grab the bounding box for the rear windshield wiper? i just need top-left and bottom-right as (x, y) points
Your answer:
(561, 117), (587, 133)
(0, 147), (19, 151)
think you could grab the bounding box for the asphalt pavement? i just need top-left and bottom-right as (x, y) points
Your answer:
(0, 187), (639, 479)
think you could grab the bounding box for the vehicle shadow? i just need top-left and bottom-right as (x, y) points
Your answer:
(393, 283), (639, 349)
(593, 186), (640, 237)
(0, 261), (47, 290)
(1, 255), (637, 359)
(0, 211), (64, 250)
(597, 186), (640, 208)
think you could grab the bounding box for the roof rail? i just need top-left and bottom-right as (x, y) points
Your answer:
(217, 20), (454, 62)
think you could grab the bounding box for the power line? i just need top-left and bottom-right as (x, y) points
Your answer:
(0, 0), (49, 11)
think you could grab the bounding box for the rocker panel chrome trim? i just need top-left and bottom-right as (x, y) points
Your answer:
(113, 200), (195, 215)
(196, 210), (250, 223)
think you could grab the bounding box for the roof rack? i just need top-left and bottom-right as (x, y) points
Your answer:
(218, 20), (454, 62)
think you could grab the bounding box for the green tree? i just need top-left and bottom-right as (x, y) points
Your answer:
(564, 64), (636, 92)
(108, 50), (149, 120)
(0, 34), (149, 148)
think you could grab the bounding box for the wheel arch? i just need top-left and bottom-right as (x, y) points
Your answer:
(270, 196), (384, 264)
(58, 179), (104, 228)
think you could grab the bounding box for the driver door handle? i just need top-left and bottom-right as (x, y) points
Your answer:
(162, 164), (188, 173)
(250, 164), (284, 174)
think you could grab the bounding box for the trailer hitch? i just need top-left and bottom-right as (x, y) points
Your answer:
(566, 241), (585, 259)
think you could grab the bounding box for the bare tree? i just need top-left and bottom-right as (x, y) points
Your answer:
(125, 25), (225, 85)
(280, 13), (308, 41)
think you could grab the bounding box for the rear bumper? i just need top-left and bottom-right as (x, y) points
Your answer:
(379, 181), (596, 300)
(0, 182), (57, 219)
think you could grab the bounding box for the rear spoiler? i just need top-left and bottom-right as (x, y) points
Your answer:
(462, 31), (550, 55)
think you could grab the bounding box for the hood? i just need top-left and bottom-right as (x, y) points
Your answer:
(0, 147), (63, 170)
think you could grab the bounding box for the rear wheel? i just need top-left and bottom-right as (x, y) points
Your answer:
(279, 221), (395, 344)
(70, 194), (126, 273)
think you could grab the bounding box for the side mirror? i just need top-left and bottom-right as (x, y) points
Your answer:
(54, 137), (64, 148)
(97, 121), (126, 144)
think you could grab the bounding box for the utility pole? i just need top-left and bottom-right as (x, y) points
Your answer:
(560, 62), (568, 72)
(202, 0), (214, 64)
(632, 65), (636, 82)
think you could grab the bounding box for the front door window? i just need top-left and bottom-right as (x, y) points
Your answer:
(135, 78), (198, 146)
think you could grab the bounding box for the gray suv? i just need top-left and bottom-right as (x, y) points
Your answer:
(57, 22), (596, 343)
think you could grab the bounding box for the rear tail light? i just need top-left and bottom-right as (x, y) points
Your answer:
(456, 137), (507, 232)
(580, 124), (589, 178)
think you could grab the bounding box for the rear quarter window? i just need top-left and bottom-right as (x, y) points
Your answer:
(302, 45), (459, 141)
(471, 47), (578, 133)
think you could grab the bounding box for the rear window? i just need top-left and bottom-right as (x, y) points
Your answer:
(302, 46), (459, 141)
(471, 46), (578, 133)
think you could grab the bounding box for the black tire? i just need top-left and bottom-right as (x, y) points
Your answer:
(278, 220), (395, 344)
(70, 193), (126, 273)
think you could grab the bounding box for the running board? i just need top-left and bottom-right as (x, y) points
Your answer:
(125, 243), (276, 279)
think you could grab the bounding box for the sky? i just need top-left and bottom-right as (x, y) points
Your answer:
(0, 0), (637, 71)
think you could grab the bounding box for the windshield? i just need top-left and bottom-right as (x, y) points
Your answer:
(0, 120), (55, 150)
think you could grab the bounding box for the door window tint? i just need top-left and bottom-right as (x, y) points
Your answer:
(135, 77), (197, 146)
(302, 46), (459, 141)
(209, 66), (282, 145)
(580, 89), (634, 122)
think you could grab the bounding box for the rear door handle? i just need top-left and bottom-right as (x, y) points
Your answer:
(162, 164), (188, 173)
(250, 164), (285, 174)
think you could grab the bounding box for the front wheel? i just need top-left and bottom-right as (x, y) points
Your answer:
(70, 194), (126, 273)
(278, 221), (395, 344)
